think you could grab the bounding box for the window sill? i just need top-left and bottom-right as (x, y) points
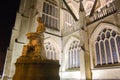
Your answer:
(66, 68), (80, 71)
(93, 64), (120, 70)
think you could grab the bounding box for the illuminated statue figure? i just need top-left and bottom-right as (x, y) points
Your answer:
(13, 18), (59, 80)
(21, 17), (46, 60)
(36, 17), (45, 33)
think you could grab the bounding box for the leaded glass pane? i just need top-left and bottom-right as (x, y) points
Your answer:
(75, 49), (78, 67)
(102, 33), (105, 40)
(69, 51), (72, 68)
(45, 15), (48, 26)
(116, 36), (120, 58)
(73, 50), (76, 67)
(55, 19), (57, 29)
(42, 14), (45, 23)
(43, 2), (46, 13)
(95, 43), (100, 65)
(53, 18), (55, 28)
(77, 49), (80, 67)
(55, 8), (57, 17)
(46, 4), (49, 14)
(71, 50), (73, 68)
(47, 17), (50, 27)
(51, 18), (54, 28)
(47, 51), (50, 59)
(106, 31), (110, 38)
(105, 40), (112, 63)
(68, 51), (70, 68)
(42, 1), (58, 30)
(68, 41), (80, 69)
(112, 31), (116, 37)
(49, 5), (52, 15)
(100, 41), (106, 64)
(49, 17), (51, 27)
(97, 36), (100, 41)
(52, 7), (55, 16)
(110, 38), (118, 63)
(54, 53), (57, 59)
(103, 28), (106, 32)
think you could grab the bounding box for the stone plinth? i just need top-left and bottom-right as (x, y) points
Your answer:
(13, 56), (60, 80)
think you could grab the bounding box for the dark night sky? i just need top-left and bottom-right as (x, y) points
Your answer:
(0, 0), (20, 75)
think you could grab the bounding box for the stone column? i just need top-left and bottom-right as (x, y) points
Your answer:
(80, 29), (92, 80)
(79, 0), (92, 79)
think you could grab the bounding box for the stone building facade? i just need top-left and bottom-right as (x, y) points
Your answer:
(2, 0), (120, 80)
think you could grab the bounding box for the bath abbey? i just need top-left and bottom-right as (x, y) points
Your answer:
(1, 0), (120, 80)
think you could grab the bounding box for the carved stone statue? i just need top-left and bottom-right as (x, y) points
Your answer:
(36, 17), (45, 33)
(21, 17), (46, 60)
(13, 17), (60, 80)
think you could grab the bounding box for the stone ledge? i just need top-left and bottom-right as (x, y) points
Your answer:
(13, 56), (60, 80)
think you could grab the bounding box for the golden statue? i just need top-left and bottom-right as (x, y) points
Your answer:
(21, 17), (46, 60)
(36, 17), (45, 33)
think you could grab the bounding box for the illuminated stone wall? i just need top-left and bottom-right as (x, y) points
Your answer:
(2, 0), (120, 80)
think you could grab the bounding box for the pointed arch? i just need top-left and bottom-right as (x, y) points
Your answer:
(44, 38), (60, 60)
(64, 36), (80, 54)
(90, 23), (120, 68)
(90, 23), (120, 41)
(63, 36), (81, 70)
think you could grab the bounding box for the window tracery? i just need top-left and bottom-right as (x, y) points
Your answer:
(44, 42), (58, 60)
(63, 11), (75, 31)
(68, 40), (80, 69)
(95, 29), (120, 66)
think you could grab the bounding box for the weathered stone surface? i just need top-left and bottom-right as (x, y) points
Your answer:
(13, 57), (60, 80)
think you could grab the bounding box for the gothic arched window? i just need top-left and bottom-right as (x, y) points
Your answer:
(42, 0), (59, 30)
(63, 11), (75, 31)
(95, 29), (120, 66)
(68, 41), (80, 69)
(45, 42), (58, 60)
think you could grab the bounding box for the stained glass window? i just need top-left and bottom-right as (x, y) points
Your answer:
(94, 29), (120, 66)
(100, 41), (106, 64)
(110, 38), (118, 63)
(45, 42), (58, 60)
(68, 41), (80, 69)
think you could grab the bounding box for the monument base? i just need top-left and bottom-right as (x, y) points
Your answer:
(13, 56), (60, 80)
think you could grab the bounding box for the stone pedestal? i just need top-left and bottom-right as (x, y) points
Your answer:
(13, 17), (60, 80)
(13, 56), (60, 80)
